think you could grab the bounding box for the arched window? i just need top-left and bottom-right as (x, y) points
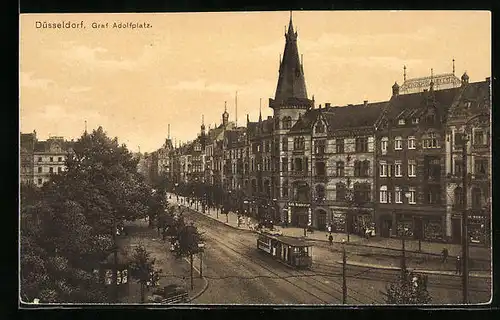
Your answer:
(315, 184), (326, 201)
(472, 187), (482, 209)
(454, 187), (463, 209)
(336, 183), (346, 201)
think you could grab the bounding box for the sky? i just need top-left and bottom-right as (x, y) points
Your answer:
(20, 11), (491, 153)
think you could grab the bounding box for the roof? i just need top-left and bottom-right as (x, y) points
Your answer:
(20, 133), (36, 151)
(448, 80), (490, 122)
(387, 86), (459, 120)
(259, 232), (313, 247)
(289, 109), (320, 133)
(274, 15), (308, 102)
(33, 138), (74, 153)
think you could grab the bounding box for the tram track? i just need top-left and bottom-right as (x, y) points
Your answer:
(186, 209), (384, 304)
(313, 262), (491, 293)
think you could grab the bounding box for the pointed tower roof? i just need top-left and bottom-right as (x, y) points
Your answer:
(274, 11), (308, 103)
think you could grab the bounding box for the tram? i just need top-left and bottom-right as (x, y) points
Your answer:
(256, 231), (313, 269)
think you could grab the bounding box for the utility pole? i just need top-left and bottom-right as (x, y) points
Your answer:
(461, 132), (469, 304)
(190, 252), (194, 290)
(342, 246), (347, 304)
(401, 234), (407, 276)
(112, 217), (119, 303)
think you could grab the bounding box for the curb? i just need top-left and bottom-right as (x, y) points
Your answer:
(187, 276), (209, 302)
(335, 261), (491, 278)
(185, 206), (257, 234)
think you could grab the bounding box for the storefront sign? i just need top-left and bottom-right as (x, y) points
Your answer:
(288, 202), (310, 208)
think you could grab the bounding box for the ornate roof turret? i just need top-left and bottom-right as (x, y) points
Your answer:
(222, 102), (229, 127)
(392, 81), (400, 96)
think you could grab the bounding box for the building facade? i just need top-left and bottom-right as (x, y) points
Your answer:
(150, 15), (491, 244)
(32, 136), (74, 187)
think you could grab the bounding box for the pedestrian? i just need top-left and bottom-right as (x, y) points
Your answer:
(455, 256), (462, 274)
(442, 248), (449, 263)
(328, 234), (333, 246)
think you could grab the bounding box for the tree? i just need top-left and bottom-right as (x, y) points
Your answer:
(384, 269), (432, 304)
(20, 126), (159, 303)
(129, 244), (161, 303)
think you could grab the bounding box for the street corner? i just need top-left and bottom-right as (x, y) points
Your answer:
(186, 274), (210, 303)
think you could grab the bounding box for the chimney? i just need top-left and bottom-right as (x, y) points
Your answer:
(363, 100), (368, 106)
(268, 116), (272, 120)
(325, 103), (331, 108)
(392, 82), (400, 96)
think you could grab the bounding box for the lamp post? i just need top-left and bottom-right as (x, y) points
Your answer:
(198, 243), (205, 278)
(461, 131), (469, 304)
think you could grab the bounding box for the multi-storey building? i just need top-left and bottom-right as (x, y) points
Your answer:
(444, 75), (491, 244)
(156, 15), (491, 243)
(374, 76), (461, 241)
(32, 136), (74, 187)
(20, 131), (37, 185)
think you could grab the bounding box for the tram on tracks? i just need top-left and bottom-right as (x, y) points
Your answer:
(256, 231), (313, 269)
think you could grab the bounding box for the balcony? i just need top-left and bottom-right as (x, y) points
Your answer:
(314, 175), (328, 183)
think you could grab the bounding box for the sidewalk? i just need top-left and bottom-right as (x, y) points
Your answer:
(118, 219), (209, 303)
(333, 260), (490, 278)
(167, 193), (491, 261)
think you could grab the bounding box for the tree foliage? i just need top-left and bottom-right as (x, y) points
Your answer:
(20, 126), (161, 303)
(129, 244), (161, 302)
(169, 217), (204, 258)
(384, 269), (432, 304)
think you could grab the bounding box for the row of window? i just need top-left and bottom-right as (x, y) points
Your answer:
(37, 156), (64, 162)
(36, 166), (63, 173)
(379, 160), (416, 178)
(380, 186), (417, 204)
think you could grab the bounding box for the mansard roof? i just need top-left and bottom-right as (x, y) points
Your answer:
(323, 102), (388, 133)
(447, 80), (490, 123)
(387, 87), (459, 120)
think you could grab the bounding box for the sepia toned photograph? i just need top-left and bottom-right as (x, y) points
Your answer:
(19, 11), (492, 306)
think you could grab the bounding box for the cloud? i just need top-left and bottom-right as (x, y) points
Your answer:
(39, 104), (104, 122)
(20, 72), (56, 89)
(52, 43), (155, 71)
(167, 79), (275, 95)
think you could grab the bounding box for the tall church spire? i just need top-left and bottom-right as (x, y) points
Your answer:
(274, 11), (308, 103)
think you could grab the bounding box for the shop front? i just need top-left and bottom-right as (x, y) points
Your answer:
(331, 211), (347, 233)
(468, 214), (489, 245)
(395, 213), (445, 242)
(314, 208), (328, 231)
(351, 211), (374, 236)
(289, 202), (310, 227)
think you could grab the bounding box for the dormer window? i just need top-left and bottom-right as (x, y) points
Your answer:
(398, 119), (405, 125)
(412, 118), (419, 124)
(315, 122), (325, 133)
